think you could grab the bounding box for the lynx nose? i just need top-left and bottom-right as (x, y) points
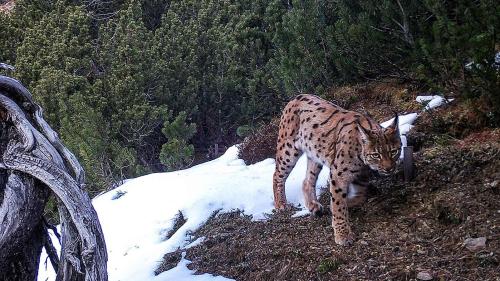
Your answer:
(379, 167), (396, 176)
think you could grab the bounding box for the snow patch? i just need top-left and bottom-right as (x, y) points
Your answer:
(416, 95), (454, 111)
(291, 208), (311, 218)
(38, 146), (328, 281)
(380, 112), (417, 135)
(185, 237), (205, 249)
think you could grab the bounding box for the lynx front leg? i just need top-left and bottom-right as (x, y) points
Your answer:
(302, 158), (324, 217)
(329, 171), (354, 246)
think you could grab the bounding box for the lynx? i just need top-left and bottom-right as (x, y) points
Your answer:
(273, 94), (401, 246)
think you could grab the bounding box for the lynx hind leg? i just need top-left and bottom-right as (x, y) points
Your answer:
(347, 180), (368, 208)
(273, 149), (301, 209)
(273, 112), (301, 210)
(302, 158), (324, 217)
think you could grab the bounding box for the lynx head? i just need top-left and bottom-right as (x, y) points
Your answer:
(357, 115), (401, 176)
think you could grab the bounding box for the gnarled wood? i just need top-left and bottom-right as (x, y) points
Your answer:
(0, 75), (108, 281)
(0, 172), (49, 280)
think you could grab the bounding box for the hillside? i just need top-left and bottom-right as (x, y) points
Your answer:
(160, 84), (500, 281)
(2, 0), (498, 198)
(37, 84), (499, 280)
(180, 134), (499, 280)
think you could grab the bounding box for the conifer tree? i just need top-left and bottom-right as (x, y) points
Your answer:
(0, 13), (16, 64)
(91, 0), (169, 188)
(416, 0), (499, 120)
(2, 0), (497, 196)
(272, 0), (335, 94)
(15, 1), (93, 130)
(160, 111), (196, 171)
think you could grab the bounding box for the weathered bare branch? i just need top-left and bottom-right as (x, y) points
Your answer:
(0, 63), (15, 72)
(3, 149), (108, 281)
(0, 76), (108, 281)
(0, 76), (85, 184)
(43, 225), (60, 273)
(0, 172), (49, 280)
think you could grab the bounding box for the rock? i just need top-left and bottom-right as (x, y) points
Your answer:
(463, 237), (486, 251)
(417, 271), (433, 280)
(359, 240), (368, 245)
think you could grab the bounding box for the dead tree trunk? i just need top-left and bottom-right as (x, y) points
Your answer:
(0, 75), (108, 281)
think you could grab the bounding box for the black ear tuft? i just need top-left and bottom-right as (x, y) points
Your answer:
(386, 112), (399, 133)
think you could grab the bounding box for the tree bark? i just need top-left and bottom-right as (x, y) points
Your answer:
(0, 172), (48, 281)
(0, 75), (108, 281)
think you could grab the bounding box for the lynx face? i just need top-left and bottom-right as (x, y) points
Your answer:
(358, 117), (401, 176)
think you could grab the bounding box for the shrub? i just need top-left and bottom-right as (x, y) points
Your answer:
(160, 111), (197, 171)
(238, 119), (279, 165)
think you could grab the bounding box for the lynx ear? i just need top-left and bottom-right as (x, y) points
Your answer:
(357, 122), (372, 143)
(385, 112), (399, 135)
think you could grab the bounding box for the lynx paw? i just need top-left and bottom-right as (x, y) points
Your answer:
(334, 232), (355, 246)
(309, 202), (325, 218)
(274, 202), (293, 211)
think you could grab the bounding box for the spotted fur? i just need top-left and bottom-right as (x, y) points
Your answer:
(273, 94), (401, 246)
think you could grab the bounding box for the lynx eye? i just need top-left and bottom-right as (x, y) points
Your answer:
(369, 153), (381, 159)
(391, 149), (400, 157)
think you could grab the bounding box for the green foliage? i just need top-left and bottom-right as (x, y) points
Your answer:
(15, 1), (93, 128)
(153, 0), (284, 145)
(1, 0), (56, 65)
(236, 125), (254, 138)
(0, 13), (16, 64)
(160, 111), (196, 171)
(1, 0), (497, 195)
(271, 0), (335, 94)
(317, 258), (342, 274)
(332, 0), (423, 79)
(84, 0), (169, 190)
(416, 0), (499, 123)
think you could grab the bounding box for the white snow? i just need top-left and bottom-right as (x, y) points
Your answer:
(185, 237), (205, 249)
(380, 113), (418, 135)
(156, 253), (233, 281)
(416, 95), (454, 111)
(291, 208), (312, 218)
(38, 147), (330, 281)
(38, 95), (451, 281)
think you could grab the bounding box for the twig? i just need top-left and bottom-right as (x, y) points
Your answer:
(43, 225), (60, 273)
(43, 217), (61, 243)
(0, 63), (15, 72)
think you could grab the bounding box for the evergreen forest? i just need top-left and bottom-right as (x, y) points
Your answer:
(1, 0), (498, 195)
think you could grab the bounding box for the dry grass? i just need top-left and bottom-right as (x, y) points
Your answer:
(156, 81), (500, 280)
(174, 140), (500, 281)
(326, 81), (422, 122)
(238, 119), (279, 165)
(414, 97), (496, 139)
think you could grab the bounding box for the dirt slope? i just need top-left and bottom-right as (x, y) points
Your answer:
(178, 139), (499, 281)
(157, 83), (500, 280)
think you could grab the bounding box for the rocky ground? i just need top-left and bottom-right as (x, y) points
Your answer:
(157, 83), (500, 280)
